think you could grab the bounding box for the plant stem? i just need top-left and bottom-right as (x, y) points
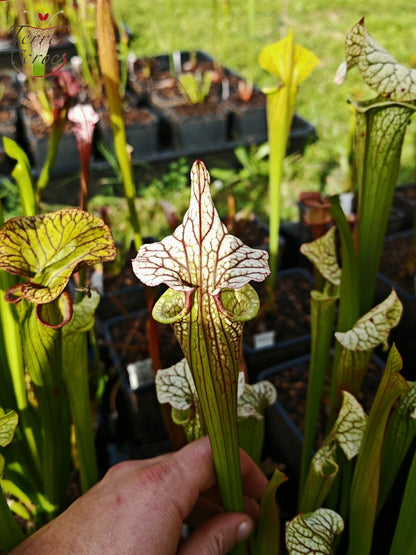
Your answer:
(266, 36), (294, 299)
(299, 290), (337, 501)
(96, 0), (142, 251)
(36, 111), (67, 202)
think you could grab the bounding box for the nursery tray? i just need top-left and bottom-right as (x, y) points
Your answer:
(11, 49), (316, 179)
(125, 50), (317, 163)
(259, 352), (387, 477)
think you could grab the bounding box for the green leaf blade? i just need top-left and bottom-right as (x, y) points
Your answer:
(353, 99), (416, 314)
(378, 381), (416, 512)
(62, 292), (101, 492)
(253, 469), (288, 555)
(300, 288), (337, 498)
(2, 137), (36, 217)
(348, 345), (409, 555)
(389, 447), (416, 555)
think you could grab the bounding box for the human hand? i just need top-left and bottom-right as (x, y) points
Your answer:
(11, 436), (268, 554)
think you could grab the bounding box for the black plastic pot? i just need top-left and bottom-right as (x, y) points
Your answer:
(101, 308), (183, 388)
(162, 102), (229, 151)
(393, 183), (415, 229)
(259, 352), (386, 479)
(225, 96), (317, 154)
(95, 372), (171, 470)
(96, 284), (147, 322)
(243, 267), (313, 381)
(387, 203), (409, 234)
(0, 35), (76, 72)
(376, 229), (416, 379)
(0, 106), (18, 173)
(129, 50), (316, 160)
(19, 108), (80, 175)
(97, 307), (182, 467)
(99, 105), (160, 161)
(224, 90), (267, 143)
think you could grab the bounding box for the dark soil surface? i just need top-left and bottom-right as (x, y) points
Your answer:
(105, 309), (183, 371)
(244, 270), (313, 347)
(395, 184), (415, 204)
(0, 75), (19, 106)
(0, 109), (14, 124)
(228, 216), (269, 248)
(380, 232), (416, 295)
(171, 101), (224, 119)
(101, 105), (157, 127)
(23, 107), (74, 139)
(226, 89), (266, 111)
(0, 108), (16, 136)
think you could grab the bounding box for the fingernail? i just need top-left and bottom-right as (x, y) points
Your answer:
(237, 520), (254, 543)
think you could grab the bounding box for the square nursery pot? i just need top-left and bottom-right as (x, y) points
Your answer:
(97, 307), (184, 465)
(377, 229), (416, 379)
(128, 50), (316, 159)
(96, 236), (160, 323)
(287, 115), (317, 154)
(149, 79), (186, 111)
(223, 88), (267, 142)
(95, 374), (172, 470)
(99, 105), (160, 161)
(0, 74), (20, 108)
(387, 203), (409, 234)
(280, 202), (409, 270)
(19, 107), (80, 175)
(259, 353), (386, 497)
(163, 102), (229, 152)
(227, 215), (285, 260)
(102, 308), (183, 389)
(243, 267), (313, 382)
(279, 221), (315, 269)
(0, 106), (18, 173)
(393, 183), (415, 229)
(96, 284), (147, 323)
(225, 88), (316, 154)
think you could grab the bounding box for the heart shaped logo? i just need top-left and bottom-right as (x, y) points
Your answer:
(38, 12), (49, 22)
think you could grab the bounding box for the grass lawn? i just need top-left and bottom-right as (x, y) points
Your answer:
(117, 0), (416, 221)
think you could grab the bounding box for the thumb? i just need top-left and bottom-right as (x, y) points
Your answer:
(178, 513), (254, 555)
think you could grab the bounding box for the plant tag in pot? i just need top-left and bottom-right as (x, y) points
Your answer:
(172, 50), (182, 74)
(253, 330), (276, 349)
(222, 78), (230, 100)
(127, 358), (154, 390)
